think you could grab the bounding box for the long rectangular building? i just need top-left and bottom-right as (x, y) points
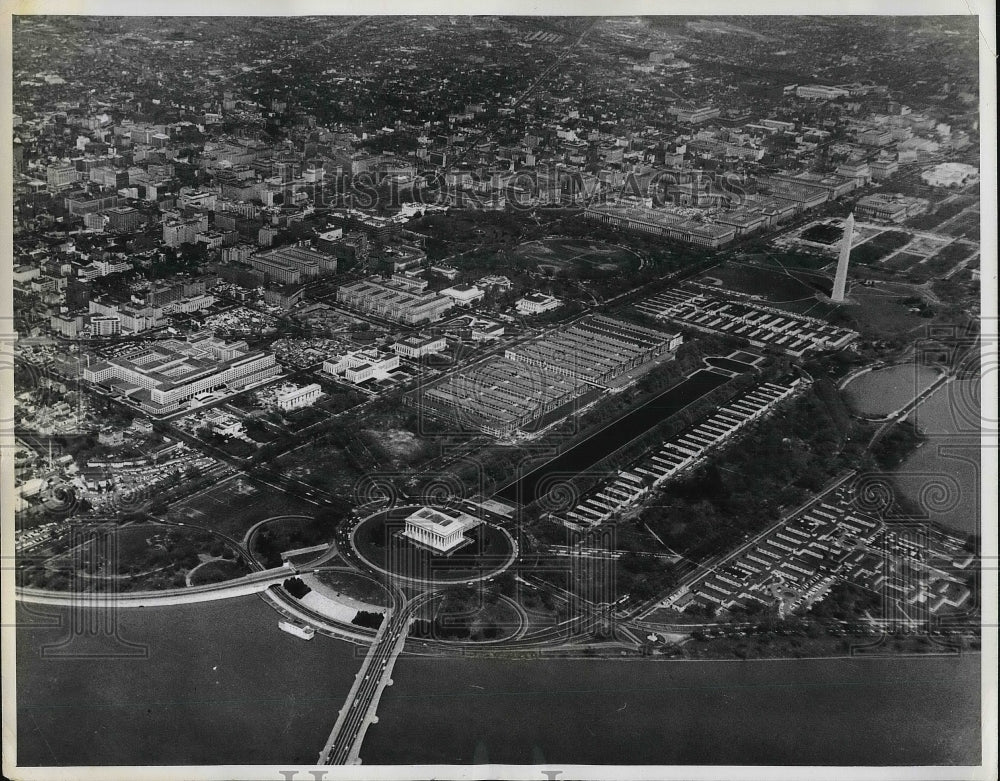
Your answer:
(564, 379), (802, 527)
(505, 314), (682, 386)
(411, 315), (679, 436)
(337, 276), (453, 325)
(414, 357), (586, 437)
(636, 286), (857, 357)
(82, 334), (280, 415)
(584, 204), (737, 248)
(249, 244), (337, 284)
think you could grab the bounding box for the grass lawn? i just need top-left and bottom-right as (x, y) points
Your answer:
(189, 558), (251, 585)
(706, 263), (826, 304)
(314, 569), (391, 606)
(882, 252), (924, 272)
(851, 231), (913, 265)
(904, 243), (973, 283)
(506, 238), (641, 274)
(29, 522), (239, 592)
(165, 477), (318, 539)
(847, 287), (938, 338)
(421, 589), (524, 641)
(353, 508), (514, 583)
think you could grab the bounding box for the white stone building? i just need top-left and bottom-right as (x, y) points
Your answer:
(323, 349), (400, 384)
(401, 507), (482, 554)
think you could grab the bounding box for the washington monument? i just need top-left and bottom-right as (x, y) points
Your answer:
(832, 212), (855, 303)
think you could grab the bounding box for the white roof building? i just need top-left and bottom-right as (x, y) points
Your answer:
(393, 334), (447, 358)
(402, 507), (481, 554)
(440, 284), (485, 306)
(323, 348), (400, 384)
(516, 293), (562, 315)
(920, 162), (979, 188)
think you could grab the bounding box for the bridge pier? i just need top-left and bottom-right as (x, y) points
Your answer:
(318, 602), (416, 765)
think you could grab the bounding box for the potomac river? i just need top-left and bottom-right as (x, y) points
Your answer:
(17, 597), (980, 767)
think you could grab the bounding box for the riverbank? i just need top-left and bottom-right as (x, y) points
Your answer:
(15, 598), (982, 767)
(892, 378), (981, 534)
(16, 597), (362, 766)
(842, 362), (943, 419)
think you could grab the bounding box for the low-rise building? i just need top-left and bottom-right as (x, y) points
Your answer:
(336, 277), (453, 325)
(393, 333), (447, 358)
(669, 105), (721, 124)
(401, 506), (482, 554)
(477, 275), (513, 292)
(82, 333), (280, 415)
(195, 231), (226, 250)
(323, 348), (400, 384)
(430, 264), (460, 280)
(855, 193), (928, 223)
(516, 293), (562, 316)
(584, 203), (737, 248)
(275, 383), (322, 411)
(869, 158), (899, 181)
(440, 284), (484, 307)
(920, 162), (979, 188)
(796, 84), (849, 100)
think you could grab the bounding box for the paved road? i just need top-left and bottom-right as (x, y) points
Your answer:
(14, 565), (293, 608)
(642, 469), (859, 619)
(866, 372), (954, 448)
(320, 592), (431, 765)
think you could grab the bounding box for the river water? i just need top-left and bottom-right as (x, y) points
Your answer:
(364, 652), (980, 765)
(17, 599), (981, 767)
(892, 378), (982, 535)
(16, 597), (361, 766)
(843, 363), (941, 418)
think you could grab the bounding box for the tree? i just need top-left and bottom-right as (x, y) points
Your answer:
(283, 576), (310, 599)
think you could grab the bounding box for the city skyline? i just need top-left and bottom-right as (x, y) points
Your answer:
(3, 8), (995, 780)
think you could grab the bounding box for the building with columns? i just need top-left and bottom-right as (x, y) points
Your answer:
(402, 507), (481, 554)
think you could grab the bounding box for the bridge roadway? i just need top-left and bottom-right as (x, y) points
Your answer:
(319, 593), (430, 765)
(15, 565), (294, 608)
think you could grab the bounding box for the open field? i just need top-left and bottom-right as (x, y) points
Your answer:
(883, 252), (926, 272)
(701, 263), (825, 304)
(249, 514), (339, 568)
(844, 286), (939, 338)
(701, 263), (839, 317)
(164, 476), (318, 540)
(314, 569), (391, 607)
(942, 211), (979, 241)
(509, 238), (641, 274)
(799, 222), (842, 244)
(188, 558), (251, 585)
(903, 243), (975, 284)
(412, 589), (523, 642)
(851, 230), (913, 265)
(906, 196), (978, 232)
(22, 521), (241, 592)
